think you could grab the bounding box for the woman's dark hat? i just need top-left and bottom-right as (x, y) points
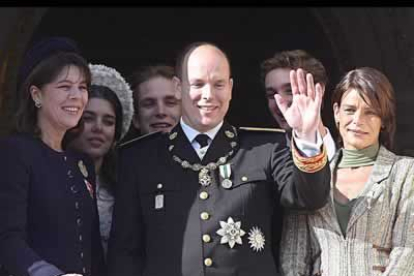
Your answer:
(17, 36), (81, 90)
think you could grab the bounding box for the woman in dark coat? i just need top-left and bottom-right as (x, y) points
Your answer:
(0, 37), (104, 276)
(65, 64), (134, 260)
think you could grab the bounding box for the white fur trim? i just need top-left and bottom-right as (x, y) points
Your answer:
(89, 64), (134, 139)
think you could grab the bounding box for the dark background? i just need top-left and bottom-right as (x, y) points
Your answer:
(31, 7), (340, 135)
(2, 8), (412, 154)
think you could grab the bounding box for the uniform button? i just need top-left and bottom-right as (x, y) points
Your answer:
(77, 218), (82, 226)
(241, 176), (248, 182)
(200, 212), (210, 220)
(202, 234), (211, 243)
(79, 235), (83, 242)
(75, 202), (79, 209)
(63, 156), (67, 161)
(157, 183), (163, 189)
(199, 191), (209, 200)
(82, 267), (86, 273)
(80, 252), (84, 258)
(204, 258), (213, 267)
(70, 185), (78, 193)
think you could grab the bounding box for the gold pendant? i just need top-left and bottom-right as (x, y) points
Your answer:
(199, 168), (212, 187)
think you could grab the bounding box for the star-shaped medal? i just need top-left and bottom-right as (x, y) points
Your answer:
(248, 226), (265, 252)
(216, 217), (246, 248)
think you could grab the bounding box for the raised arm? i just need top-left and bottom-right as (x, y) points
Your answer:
(272, 68), (330, 210)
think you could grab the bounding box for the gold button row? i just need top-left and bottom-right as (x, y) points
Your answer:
(200, 188), (211, 267)
(199, 187), (212, 267)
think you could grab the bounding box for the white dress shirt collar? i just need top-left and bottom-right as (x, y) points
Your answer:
(180, 118), (223, 145)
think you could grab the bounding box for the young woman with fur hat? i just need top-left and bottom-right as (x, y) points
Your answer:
(65, 63), (133, 260)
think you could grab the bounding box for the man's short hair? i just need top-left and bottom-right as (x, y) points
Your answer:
(175, 41), (231, 82)
(128, 65), (175, 92)
(260, 49), (328, 87)
(128, 65), (175, 110)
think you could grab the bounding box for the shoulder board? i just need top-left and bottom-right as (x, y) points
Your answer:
(119, 131), (161, 148)
(238, 127), (286, 133)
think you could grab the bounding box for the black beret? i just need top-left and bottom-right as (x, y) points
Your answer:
(17, 36), (81, 90)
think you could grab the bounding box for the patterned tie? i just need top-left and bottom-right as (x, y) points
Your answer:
(195, 134), (209, 148)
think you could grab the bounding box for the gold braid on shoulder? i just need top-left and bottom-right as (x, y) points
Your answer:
(291, 139), (328, 173)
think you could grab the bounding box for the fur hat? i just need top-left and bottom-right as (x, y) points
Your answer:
(89, 64), (134, 140)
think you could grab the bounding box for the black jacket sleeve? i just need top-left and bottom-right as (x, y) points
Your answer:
(270, 142), (331, 210)
(107, 147), (145, 276)
(0, 138), (62, 276)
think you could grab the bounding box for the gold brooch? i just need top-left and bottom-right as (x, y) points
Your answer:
(78, 160), (88, 178)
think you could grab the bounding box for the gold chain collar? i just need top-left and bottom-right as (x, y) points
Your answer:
(168, 127), (238, 187)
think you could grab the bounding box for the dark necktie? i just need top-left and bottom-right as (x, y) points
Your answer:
(195, 134), (209, 148)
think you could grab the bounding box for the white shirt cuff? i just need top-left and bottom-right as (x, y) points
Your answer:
(292, 130), (323, 157)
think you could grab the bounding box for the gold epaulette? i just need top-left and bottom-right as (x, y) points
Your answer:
(239, 127), (286, 133)
(119, 131), (161, 148)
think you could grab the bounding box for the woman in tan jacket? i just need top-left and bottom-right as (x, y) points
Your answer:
(280, 67), (414, 276)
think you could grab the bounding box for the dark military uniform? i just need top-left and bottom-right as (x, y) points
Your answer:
(0, 134), (105, 276)
(108, 122), (330, 276)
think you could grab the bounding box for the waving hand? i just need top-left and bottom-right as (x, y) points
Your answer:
(274, 68), (323, 143)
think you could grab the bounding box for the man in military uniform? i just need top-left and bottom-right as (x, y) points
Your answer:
(108, 42), (330, 276)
